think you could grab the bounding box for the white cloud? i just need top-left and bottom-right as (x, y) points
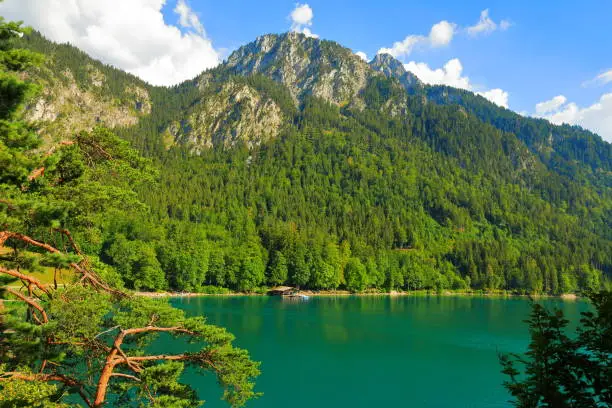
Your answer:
(290, 3), (318, 38)
(405, 58), (509, 107)
(583, 69), (612, 87)
(535, 95), (567, 115)
(290, 3), (314, 25)
(300, 27), (318, 39)
(378, 20), (455, 58)
(467, 9), (511, 36)
(378, 35), (424, 58)
(405, 58), (469, 89)
(478, 88), (509, 109)
(535, 93), (612, 142)
(467, 9), (496, 36)
(596, 70), (612, 85)
(0, 0), (220, 86)
(355, 51), (368, 61)
(379, 9), (510, 58)
(429, 21), (455, 46)
(174, 0), (204, 35)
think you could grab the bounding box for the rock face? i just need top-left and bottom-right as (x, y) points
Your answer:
(174, 32), (391, 150)
(173, 80), (284, 152)
(369, 53), (422, 92)
(25, 66), (150, 142)
(24, 31), (414, 151)
(224, 32), (370, 107)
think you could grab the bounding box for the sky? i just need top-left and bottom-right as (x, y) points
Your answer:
(0, 0), (611, 142)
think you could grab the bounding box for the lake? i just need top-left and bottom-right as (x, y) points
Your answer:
(167, 295), (586, 408)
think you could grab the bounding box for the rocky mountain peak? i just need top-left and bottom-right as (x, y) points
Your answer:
(369, 53), (422, 91)
(370, 53), (406, 76)
(223, 32), (370, 106)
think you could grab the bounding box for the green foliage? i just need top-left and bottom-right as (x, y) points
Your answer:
(425, 85), (612, 179)
(1, 288), (261, 407)
(345, 258), (367, 292)
(0, 374), (74, 408)
(129, 91), (609, 294)
(104, 233), (166, 291)
(289, 243), (310, 288)
(8, 23), (611, 297)
(266, 250), (288, 286)
(236, 242), (265, 292)
(0, 21), (260, 407)
(138, 362), (198, 407)
(500, 292), (612, 407)
(0, 18), (41, 187)
(47, 286), (112, 342)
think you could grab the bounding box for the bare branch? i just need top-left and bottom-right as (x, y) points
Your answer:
(5, 287), (48, 323)
(117, 347), (142, 373)
(121, 326), (196, 337)
(110, 372), (141, 382)
(53, 228), (85, 258)
(0, 231), (126, 297)
(1, 231), (59, 254)
(119, 354), (192, 363)
(0, 266), (50, 296)
(27, 167), (45, 181)
(94, 325), (120, 339)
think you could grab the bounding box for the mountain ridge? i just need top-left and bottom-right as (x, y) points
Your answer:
(21, 31), (610, 160)
(365, 50), (611, 178)
(12, 29), (611, 294)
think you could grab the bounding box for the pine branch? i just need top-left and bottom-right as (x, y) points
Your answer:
(93, 325), (203, 407)
(0, 231), (126, 297)
(0, 372), (93, 407)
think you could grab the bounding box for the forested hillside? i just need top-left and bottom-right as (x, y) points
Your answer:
(14, 31), (612, 295)
(369, 55), (611, 185)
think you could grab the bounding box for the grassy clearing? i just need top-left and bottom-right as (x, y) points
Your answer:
(1, 246), (77, 286)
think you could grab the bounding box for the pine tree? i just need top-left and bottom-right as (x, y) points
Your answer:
(0, 14), (260, 406)
(500, 292), (612, 407)
(267, 250), (288, 286)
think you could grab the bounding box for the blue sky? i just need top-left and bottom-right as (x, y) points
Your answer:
(1, 0), (611, 140)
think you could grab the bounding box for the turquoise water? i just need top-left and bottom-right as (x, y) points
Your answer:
(168, 296), (586, 408)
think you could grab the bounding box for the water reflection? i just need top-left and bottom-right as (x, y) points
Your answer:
(170, 295), (587, 408)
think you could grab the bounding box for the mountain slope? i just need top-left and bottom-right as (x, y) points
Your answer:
(15, 31), (612, 294)
(370, 52), (612, 185)
(19, 31), (153, 144)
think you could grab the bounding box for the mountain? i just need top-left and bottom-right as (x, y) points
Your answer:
(20, 32), (153, 145)
(23, 31), (610, 179)
(15, 31), (611, 294)
(369, 52), (612, 184)
(369, 53), (422, 92)
(223, 33), (371, 106)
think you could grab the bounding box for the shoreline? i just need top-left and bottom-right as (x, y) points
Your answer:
(2, 284), (578, 301)
(134, 290), (579, 300)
